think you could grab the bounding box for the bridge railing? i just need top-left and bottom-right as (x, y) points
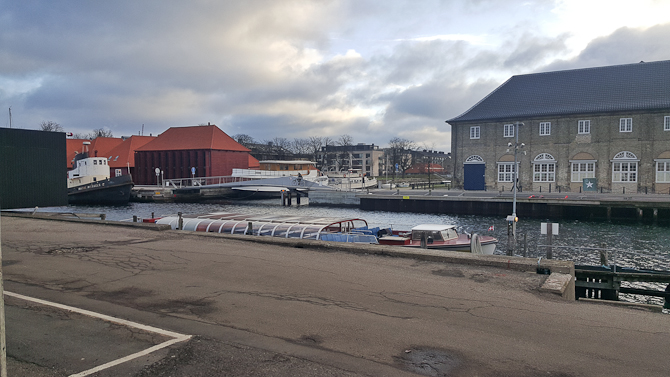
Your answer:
(163, 176), (253, 188)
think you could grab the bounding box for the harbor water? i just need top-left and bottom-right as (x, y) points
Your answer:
(24, 200), (670, 305)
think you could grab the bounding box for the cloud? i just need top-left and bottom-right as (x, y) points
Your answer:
(1, 1), (668, 153)
(541, 23), (670, 71)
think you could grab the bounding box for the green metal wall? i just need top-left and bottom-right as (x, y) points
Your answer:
(0, 128), (68, 209)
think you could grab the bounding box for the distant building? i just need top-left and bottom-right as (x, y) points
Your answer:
(409, 150), (451, 176)
(447, 60), (670, 193)
(66, 137), (123, 169)
(318, 144), (384, 177)
(106, 135), (156, 178)
(133, 124), (258, 185)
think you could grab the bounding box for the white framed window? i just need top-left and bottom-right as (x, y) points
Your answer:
(539, 122), (551, 136)
(497, 163), (516, 182)
(619, 118), (632, 132)
(578, 120), (590, 134)
(656, 160), (670, 183)
(470, 126), (480, 139)
(532, 153), (555, 182)
(664, 116), (670, 131)
(503, 124), (514, 137)
(611, 151), (638, 182)
(571, 161), (595, 182)
(115, 169), (122, 177)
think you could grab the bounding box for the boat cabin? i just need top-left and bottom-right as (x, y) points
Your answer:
(67, 152), (112, 188)
(155, 212), (378, 244)
(410, 225), (459, 244)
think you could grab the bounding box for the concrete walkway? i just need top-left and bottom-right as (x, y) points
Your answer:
(1, 215), (669, 376)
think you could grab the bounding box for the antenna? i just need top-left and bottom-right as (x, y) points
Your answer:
(8, 107), (11, 128)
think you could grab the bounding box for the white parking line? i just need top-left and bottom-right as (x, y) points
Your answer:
(5, 291), (192, 377)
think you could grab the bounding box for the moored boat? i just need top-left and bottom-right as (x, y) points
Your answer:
(377, 224), (497, 254)
(68, 143), (133, 205)
(155, 212), (379, 244)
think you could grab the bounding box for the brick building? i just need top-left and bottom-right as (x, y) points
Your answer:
(106, 135), (156, 177)
(447, 60), (670, 193)
(134, 124), (257, 185)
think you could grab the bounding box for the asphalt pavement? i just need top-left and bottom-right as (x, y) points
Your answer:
(1, 215), (669, 377)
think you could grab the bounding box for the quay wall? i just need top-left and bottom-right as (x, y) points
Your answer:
(308, 191), (360, 206)
(359, 195), (670, 223)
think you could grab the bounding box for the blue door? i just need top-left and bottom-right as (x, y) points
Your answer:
(464, 164), (485, 190)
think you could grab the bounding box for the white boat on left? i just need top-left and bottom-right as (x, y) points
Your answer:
(68, 142), (133, 205)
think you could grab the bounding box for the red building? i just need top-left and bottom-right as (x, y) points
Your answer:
(134, 124), (257, 185)
(106, 135), (156, 177)
(66, 137), (124, 169)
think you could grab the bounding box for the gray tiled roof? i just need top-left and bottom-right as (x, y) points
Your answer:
(447, 60), (670, 124)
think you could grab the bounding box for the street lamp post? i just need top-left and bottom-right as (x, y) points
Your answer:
(507, 122), (524, 240)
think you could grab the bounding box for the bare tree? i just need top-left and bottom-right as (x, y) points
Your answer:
(291, 138), (311, 155)
(387, 137), (416, 178)
(232, 134), (255, 148)
(337, 134), (353, 146)
(90, 128), (114, 138)
(39, 120), (63, 132)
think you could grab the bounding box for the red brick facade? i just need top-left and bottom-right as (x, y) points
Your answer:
(133, 125), (253, 185)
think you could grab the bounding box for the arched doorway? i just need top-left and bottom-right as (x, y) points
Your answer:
(464, 155), (485, 190)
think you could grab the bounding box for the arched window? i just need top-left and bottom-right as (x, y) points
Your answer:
(532, 153), (555, 182)
(464, 155), (484, 164)
(611, 151), (638, 183)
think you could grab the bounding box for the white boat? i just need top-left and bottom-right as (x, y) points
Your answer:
(67, 142), (133, 205)
(324, 169), (378, 191)
(154, 212), (378, 244)
(377, 224), (498, 254)
(232, 160), (323, 182)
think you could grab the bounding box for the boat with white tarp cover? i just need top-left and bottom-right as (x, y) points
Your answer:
(154, 212), (379, 244)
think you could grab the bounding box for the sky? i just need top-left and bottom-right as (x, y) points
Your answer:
(2, 0), (670, 152)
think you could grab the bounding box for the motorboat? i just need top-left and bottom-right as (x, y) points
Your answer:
(377, 224), (497, 254)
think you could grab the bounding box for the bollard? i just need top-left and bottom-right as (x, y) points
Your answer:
(151, 212), (155, 219)
(100, 214), (106, 221)
(246, 221), (253, 235)
(133, 215), (137, 223)
(177, 212), (183, 230)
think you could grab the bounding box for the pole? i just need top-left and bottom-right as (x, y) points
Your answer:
(0, 212), (8, 377)
(546, 222), (553, 259)
(512, 121), (519, 238)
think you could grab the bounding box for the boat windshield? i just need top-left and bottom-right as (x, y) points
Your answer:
(411, 230), (444, 242)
